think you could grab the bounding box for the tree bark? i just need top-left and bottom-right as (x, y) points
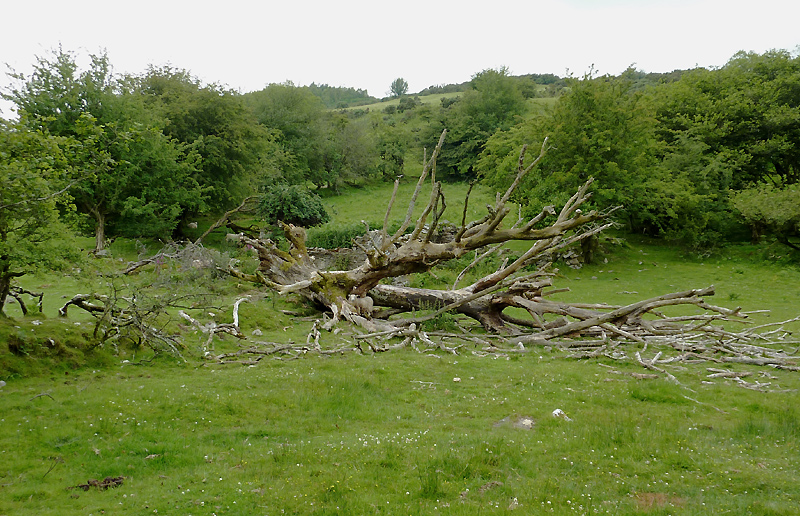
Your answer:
(91, 208), (106, 253)
(0, 258), (25, 315)
(0, 268), (12, 315)
(226, 133), (615, 332)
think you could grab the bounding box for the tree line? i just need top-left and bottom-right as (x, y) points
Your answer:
(417, 53), (800, 250)
(1, 47), (799, 313)
(0, 48), (409, 310)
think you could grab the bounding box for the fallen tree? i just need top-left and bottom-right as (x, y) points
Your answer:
(58, 132), (798, 379)
(215, 131), (798, 373)
(218, 133), (796, 347)
(226, 132), (619, 333)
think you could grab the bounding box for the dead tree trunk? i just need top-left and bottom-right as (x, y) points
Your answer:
(223, 131), (766, 344)
(226, 132), (612, 332)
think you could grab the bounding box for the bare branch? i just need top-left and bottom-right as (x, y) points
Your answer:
(381, 175), (402, 243)
(385, 129), (447, 249)
(195, 195), (260, 245)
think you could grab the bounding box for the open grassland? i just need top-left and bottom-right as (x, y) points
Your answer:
(1, 338), (799, 515)
(318, 180), (496, 229)
(2, 235), (799, 515)
(2, 179), (800, 515)
(339, 93), (556, 116)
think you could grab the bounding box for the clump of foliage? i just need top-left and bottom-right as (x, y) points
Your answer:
(307, 82), (375, 108)
(476, 50), (800, 248)
(396, 95), (420, 113)
(0, 119), (81, 313)
(136, 65), (276, 214)
(244, 82), (382, 191)
(3, 49), (207, 251)
(429, 67), (528, 178)
(257, 184), (330, 227)
(732, 183), (800, 249)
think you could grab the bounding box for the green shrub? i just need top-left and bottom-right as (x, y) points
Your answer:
(258, 184), (330, 227)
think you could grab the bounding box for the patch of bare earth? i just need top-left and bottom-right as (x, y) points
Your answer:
(634, 492), (686, 511)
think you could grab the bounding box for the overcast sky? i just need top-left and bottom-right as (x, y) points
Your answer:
(2, 0), (798, 117)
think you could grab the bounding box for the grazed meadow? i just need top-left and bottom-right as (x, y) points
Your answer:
(2, 178), (800, 515)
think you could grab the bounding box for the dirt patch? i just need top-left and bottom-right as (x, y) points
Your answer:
(634, 492), (686, 511)
(72, 476), (125, 491)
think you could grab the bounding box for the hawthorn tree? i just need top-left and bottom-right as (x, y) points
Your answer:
(732, 183), (800, 248)
(3, 49), (205, 251)
(432, 67), (527, 178)
(136, 67), (275, 213)
(647, 50), (800, 244)
(0, 120), (78, 314)
(244, 82), (328, 186)
(478, 72), (658, 231)
(220, 131), (755, 355)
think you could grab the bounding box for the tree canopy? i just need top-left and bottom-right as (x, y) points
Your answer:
(431, 67), (527, 179)
(0, 119), (78, 313)
(136, 66), (276, 214)
(3, 45), (800, 256)
(390, 77), (409, 98)
(474, 51), (800, 248)
(3, 49), (206, 250)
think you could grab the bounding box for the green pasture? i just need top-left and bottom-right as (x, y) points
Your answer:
(339, 93), (556, 116)
(1, 335), (798, 515)
(2, 179), (800, 515)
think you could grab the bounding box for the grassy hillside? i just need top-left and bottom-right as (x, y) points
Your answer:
(339, 93), (556, 116)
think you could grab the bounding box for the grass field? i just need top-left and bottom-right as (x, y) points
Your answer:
(2, 180), (800, 515)
(2, 330), (799, 515)
(339, 93), (557, 117)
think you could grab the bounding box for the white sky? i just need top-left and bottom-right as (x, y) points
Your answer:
(2, 0), (798, 117)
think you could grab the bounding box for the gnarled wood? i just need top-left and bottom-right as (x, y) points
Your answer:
(218, 133), (796, 360)
(226, 133), (614, 332)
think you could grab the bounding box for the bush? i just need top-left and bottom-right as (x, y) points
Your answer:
(396, 96), (420, 113)
(258, 184), (330, 227)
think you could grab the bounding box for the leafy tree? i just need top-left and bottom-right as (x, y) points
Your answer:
(390, 77), (409, 98)
(3, 49), (205, 250)
(417, 82), (469, 96)
(307, 83), (375, 108)
(103, 123), (205, 239)
(396, 95), (420, 113)
(433, 67), (527, 178)
(245, 83), (380, 191)
(375, 121), (408, 180)
(647, 50), (800, 243)
(135, 66), (276, 214)
(732, 183), (800, 249)
(245, 82), (328, 185)
(0, 120), (79, 313)
(478, 73), (659, 231)
(321, 113), (379, 189)
(257, 184), (329, 227)
(653, 50), (800, 187)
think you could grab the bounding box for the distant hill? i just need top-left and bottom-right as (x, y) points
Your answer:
(305, 69), (689, 109)
(307, 83), (377, 109)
